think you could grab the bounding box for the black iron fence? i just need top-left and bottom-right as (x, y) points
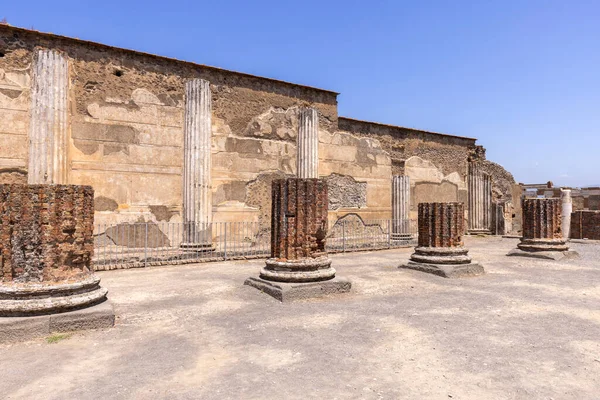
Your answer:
(93, 219), (418, 270)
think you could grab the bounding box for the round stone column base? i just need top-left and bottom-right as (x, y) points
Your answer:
(517, 238), (569, 252)
(402, 247), (484, 278)
(0, 276), (108, 317)
(410, 247), (473, 265)
(259, 256), (336, 283)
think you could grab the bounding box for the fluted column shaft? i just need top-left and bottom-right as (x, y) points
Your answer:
(183, 79), (212, 244)
(561, 190), (572, 239)
(392, 176), (411, 237)
(297, 108), (319, 179)
(516, 197), (569, 252)
(521, 198), (562, 240)
(418, 202), (465, 248)
(468, 163), (492, 233)
(28, 49), (69, 184)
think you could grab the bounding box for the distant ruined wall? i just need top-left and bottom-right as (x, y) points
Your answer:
(338, 118), (474, 222)
(468, 147), (520, 235)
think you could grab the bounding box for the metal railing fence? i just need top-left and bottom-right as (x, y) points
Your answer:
(93, 219), (417, 270)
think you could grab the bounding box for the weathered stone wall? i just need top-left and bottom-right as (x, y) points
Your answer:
(0, 25), (518, 239)
(319, 129), (391, 222)
(570, 211), (600, 240)
(339, 118), (475, 176)
(338, 118), (473, 222)
(0, 34), (30, 182)
(0, 26), (339, 231)
(0, 184), (94, 283)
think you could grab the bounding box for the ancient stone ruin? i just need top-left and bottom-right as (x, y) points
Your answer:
(181, 79), (213, 250)
(508, 198), (578, 260)
(245, 178), (351, 301)
(0, 185), (113, 340)
(400, 202), (484, 278)
(392, 175), (412, 240)
(467, 163), (492, 235)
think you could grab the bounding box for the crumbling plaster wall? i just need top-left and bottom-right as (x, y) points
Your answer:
(1, 25), (522, 239)
(469, 147), (521, 235)
(338, 118), (473, 221)
(0, 33), (30, 183)
(1, 26), (394, 231)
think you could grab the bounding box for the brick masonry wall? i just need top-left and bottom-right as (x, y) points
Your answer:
(570, 211), (600, 240)
(271, 178), (328, 260)
(0, 184), (95, 283)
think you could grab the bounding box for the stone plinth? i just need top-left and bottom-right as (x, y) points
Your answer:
(468, 163), (492, 234)
(181, 79), (213, 250)
(400, 202), (484, 278)
(0, 185), (113, 334)
(245, 178), (350, 301)
(392, 175), (412, 240)
(508, 198), (578, 260)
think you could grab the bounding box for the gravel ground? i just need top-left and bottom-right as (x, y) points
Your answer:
(1, 236), (599, 400)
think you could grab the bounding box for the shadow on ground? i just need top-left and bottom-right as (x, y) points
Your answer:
(1, 237), (599, 399)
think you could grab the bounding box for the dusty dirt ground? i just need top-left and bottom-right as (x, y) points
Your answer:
(1, 237), (600, 399)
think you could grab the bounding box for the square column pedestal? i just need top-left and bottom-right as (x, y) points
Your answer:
(244, 178), (351, 301)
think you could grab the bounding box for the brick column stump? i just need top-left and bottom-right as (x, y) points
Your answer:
(507, 198), (578, 260)
(0, 185), (114, 342)
(400, 202), (484, 278)
(245, 178), (351, 301)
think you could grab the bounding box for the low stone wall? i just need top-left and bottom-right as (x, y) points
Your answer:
(570, 211), (600, 240)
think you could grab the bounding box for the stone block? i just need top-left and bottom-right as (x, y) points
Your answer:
(506, 249), (579, 261)
(244, 277), (351, 302)
(0, 300), (115, 343)
(400, 261), (485, 278)
(49, 300), (115, 332)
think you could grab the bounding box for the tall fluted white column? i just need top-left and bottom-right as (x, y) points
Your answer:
(297, 108), (319, 178)
(468, 163), (492, 234)
(182, 79), (212, 247)
(392, 176), (411, 239)
(28, 49), (69, 184)
(561, 189), (572, 239)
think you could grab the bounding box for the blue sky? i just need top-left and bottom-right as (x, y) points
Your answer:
(3, 0), (599, 187)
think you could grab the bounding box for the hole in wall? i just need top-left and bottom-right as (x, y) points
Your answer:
(0, 51), (5, 58)
(114, 69), (124, 77)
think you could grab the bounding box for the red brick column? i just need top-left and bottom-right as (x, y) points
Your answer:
(0, 184), (108, 316)
(261, 178), (334, 283)
(518, 198), (568, 252)
(401, 202), (484, 278)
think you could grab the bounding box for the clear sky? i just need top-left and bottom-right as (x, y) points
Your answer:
(2, 0), (599, 187)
